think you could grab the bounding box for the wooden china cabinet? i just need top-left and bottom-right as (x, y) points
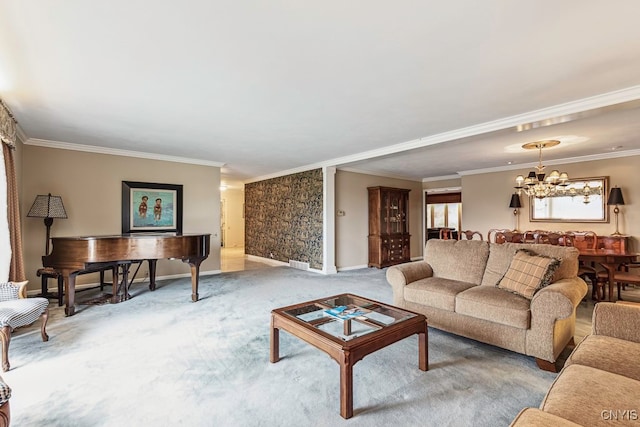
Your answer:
(368, 186), (411, 268)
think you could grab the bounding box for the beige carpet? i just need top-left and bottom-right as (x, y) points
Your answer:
(5, 266), (559, 426)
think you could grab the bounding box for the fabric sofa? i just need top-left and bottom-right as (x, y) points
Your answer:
(386, 239), (587, 370)
(510, 302), (640, 426)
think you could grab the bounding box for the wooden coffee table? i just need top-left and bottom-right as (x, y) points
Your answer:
(270, 293), (428, 418)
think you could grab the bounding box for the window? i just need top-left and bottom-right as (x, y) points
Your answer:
(426, 192), (461, 230)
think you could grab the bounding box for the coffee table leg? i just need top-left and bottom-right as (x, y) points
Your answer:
(418, 326), (428, 371)
(270, 315), (280, 363)
(340, 355), (353, 419)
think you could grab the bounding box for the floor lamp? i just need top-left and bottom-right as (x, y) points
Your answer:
(509, 193), (522, 232)
(27, 193), (68, 255)
(607, 187), (625, 236)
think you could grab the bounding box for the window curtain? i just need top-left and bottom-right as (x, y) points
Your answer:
(0, 99), (21, 282)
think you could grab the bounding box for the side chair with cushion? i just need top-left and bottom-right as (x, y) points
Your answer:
(0, 281), (49, 372)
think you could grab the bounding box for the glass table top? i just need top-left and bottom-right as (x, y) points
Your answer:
(282, 294), (416, 341)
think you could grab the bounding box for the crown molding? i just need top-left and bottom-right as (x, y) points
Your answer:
(457, 148), (640, 177)
(24, 138), (226, 167)
(337, 166), (422, 182)
(247, 85), (640, 183)
(422, 174), (461, 183)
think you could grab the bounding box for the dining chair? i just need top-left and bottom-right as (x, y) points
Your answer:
(493, 230), (525, 244)
(439, 228), (455, 240)
(487, 228), (507, 242)
(566, 231), (600, 299)
(595, 262), (640, 301)
(458, 230), (483, 240)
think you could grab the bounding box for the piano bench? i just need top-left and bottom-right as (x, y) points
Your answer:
(37, 268), (64, 307)
(37, 268), (110, 307)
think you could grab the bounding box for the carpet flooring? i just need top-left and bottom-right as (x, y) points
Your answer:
(4, 266), (556, 426)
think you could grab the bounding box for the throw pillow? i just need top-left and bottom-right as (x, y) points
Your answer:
(497, 249), (561, 299)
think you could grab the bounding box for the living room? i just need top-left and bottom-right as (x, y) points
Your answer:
(2, 2), (640, 426)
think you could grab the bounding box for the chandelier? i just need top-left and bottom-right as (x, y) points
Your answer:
(514, 140), (570, 200)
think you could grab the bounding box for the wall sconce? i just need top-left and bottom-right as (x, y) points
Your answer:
(607, 187), (625, 236)
(27, 193), (68, 255)
(509, 193), (522, 232)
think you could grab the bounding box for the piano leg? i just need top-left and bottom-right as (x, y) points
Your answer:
(148, 260), (157, 291)
(63, 271), (77, 317)
(184, 257), (205, 302)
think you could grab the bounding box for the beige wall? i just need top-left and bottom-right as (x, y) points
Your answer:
(21, 145), (221, 292)
(335, 170), (423, 270)
(460, 155), (639, 250)
(221, 188), (244, 248)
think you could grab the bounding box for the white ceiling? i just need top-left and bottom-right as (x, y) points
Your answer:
(2, 1), (640, 189)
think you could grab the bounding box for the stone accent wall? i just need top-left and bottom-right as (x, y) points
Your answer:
(245, 169), (323, 269)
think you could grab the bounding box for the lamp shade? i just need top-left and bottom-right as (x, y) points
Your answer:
(509, 194), (522, 209)
(27, 193), (68, 219)
(607, 187), (625, 206)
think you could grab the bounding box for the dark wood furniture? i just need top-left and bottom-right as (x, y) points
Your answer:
(368, 187), (411, 268)
(270, 293), (427, 419)
(578, 249), (637, 302)
(458, 230), (483, 240)
(42, 233), (211, 316)
(37, 266), (114, 307)
(596, 235), (630, 252)
(427, 227), (457, 240)
(565, 231), (599, 297)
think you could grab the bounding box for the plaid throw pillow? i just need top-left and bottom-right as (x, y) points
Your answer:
(0, 282), (19, 302)
(497, 249), (561, 299)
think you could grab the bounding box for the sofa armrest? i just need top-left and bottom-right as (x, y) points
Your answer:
(386, 262), (433, 288)
(592, 302), (640, 343)
(386, 262), (433, 307)
(526, 277), (587, 362)
(531, 278), (588, 315)
(15, 280), (29, 299)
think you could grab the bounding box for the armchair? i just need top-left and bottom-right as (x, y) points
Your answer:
(0, 281), (49, 371)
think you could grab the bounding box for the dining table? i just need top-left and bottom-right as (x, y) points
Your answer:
(578, 248), (638, 302)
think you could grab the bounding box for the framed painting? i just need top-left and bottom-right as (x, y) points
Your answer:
(122, 181), (183, 233)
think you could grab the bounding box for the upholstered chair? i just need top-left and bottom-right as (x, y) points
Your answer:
(0, 281), (49, 371)
(0, 375), (10, 426)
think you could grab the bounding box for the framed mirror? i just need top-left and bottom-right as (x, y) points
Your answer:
(530, 176), (609, 222)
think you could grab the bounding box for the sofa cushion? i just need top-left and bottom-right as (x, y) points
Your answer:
(541, 364), (640, 427)
(481, 243), (579, 287)
(404, 277), (476, 311)
(566, 334), (640, 382)
(455, 286), (531, 329)
(509, 408), (583, 427)
(424, 239), (489, 285)
(497, 249), (560, 299)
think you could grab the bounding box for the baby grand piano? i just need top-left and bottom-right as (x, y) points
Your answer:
(42, 233), (211, 316)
